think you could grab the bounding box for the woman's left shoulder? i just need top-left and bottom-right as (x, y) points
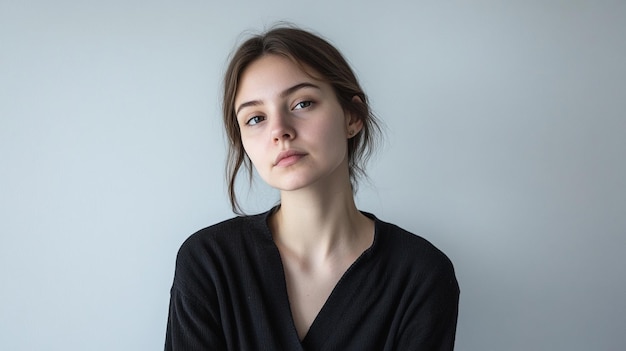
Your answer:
(370, 214), (456, 274)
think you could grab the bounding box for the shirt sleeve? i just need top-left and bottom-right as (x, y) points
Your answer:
(164, 236), (227, 351)
(165, 283), (227, 350)
(395, 256), (460, 350)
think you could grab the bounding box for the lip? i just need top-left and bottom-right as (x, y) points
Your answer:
(274, 149), (307, 167)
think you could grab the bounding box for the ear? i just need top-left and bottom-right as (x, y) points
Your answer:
(345, 95), (364, 138)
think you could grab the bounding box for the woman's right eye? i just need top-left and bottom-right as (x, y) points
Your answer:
(246, 116), (265, 126)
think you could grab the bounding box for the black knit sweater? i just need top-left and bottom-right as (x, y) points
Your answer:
(165, 209), (459, 350)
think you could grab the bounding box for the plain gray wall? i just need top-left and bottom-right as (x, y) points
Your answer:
(1, 1), (625, 350)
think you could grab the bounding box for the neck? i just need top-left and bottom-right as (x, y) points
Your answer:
(269, 168), (372, 260)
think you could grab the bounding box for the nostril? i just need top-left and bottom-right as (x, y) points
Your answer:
(271, 123), (296, 141)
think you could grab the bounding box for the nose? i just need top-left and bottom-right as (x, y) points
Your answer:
(270, 113), (296, 143)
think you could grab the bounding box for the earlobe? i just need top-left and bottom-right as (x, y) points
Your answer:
(346, 96), (364, 138)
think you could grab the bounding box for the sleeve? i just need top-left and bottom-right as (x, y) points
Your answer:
(395, 255), (460, 351)
(164, 239), (227, 350)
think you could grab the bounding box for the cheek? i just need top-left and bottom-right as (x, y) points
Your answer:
(241, 137), (264, 168)
(317, 119), (348, 149)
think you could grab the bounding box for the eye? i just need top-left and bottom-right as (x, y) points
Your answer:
(293, 100), (313, 110)
(246, 115), (265, 126)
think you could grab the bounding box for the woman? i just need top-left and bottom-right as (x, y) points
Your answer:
(166, 25), (459, 350)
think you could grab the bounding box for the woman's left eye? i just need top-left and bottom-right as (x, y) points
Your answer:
(293, 101), (313, 110)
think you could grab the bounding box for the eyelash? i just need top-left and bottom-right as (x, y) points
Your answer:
(245, 116), (265, 126)
(294, 100), (313, 110)
(243, 100), (314, 126)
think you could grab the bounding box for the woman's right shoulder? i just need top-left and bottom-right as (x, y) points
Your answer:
(175, 211), (270, 261)
(171, 212), (270, 287)
(180, 214), (256, 248)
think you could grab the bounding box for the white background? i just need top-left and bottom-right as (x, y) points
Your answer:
(1, 1), (625, 350)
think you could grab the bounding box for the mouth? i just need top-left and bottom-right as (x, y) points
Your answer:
(274, 150), (307, 167)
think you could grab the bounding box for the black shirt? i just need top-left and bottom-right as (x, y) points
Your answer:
(166, 209), (459, 350)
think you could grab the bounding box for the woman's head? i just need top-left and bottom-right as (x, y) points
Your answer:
(223, 25), (381, 213)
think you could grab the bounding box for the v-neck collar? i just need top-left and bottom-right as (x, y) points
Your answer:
(258, 207), (380, 350)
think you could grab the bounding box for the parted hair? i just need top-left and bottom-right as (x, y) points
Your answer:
(223, 25), (382, 214)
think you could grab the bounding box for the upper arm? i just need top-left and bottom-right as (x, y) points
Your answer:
(165, 282), (226, 350)
(395, 256), (460, 350)
(164, 237), (227, 350)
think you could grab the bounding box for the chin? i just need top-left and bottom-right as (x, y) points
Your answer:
(270, 180), (313, 192)
(265, 174), (322, 192)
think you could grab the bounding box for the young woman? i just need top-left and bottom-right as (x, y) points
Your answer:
(166, 26), (459, 350)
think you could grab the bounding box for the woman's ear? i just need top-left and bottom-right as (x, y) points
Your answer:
(346, 96), (364, 138)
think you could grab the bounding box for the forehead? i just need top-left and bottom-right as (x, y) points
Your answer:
(234, 54), (325, 104)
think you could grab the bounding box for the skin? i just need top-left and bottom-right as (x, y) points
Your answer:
(235, 54), (375, 341)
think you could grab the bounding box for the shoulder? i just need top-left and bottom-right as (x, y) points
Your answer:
(172, 211), (271, 285)
(180, 213), (265, 252)
(370, 214), (457, 282)
(366, 217), (460, 348)
(177, 211), (270, 259)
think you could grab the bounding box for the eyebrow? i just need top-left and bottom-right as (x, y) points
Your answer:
(235, 82), (321, 116)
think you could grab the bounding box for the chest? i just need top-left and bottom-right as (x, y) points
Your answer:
(280, 256), (351, 341)
(214, 241), (419, 351)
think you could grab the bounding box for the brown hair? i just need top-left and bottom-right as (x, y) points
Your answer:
(223, 25), (382, 214)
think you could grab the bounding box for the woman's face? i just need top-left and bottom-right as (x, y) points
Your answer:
(234, 54), (361, 192)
